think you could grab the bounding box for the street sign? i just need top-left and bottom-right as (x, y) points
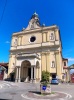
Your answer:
(42, 86), (46, 90)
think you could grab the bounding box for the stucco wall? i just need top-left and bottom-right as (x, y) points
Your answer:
(55, 52), (62, 79)
(11, 27), (60, 47)
(9, 25), (63, 81)
(8, 55), (16, 76)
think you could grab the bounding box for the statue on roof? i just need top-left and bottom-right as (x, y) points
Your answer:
(26, 12), (41, 30)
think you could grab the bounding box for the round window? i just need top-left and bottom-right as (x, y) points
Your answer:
(30, 36), (36, 42)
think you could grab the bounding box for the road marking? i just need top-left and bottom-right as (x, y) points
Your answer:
(4, 82), (17, 86)
(53, 98), (66, 100)
(21, 91), (72, 100)
(0, 82), (18, 90)
(0, 85), (2, 89)
(0, 82), (18, 89)
(65, 93), (72, 99)
(54, 91), (72, 99)
(21, 94), (51, 100)
(3, 83), (11, 87)
(0, 83), (11, 89)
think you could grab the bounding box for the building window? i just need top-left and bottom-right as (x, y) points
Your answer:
(50, 33), (54, 40)
(51, 61), (55, 68)
(64, 62), (66, 66)
(30, 36), (36, 42)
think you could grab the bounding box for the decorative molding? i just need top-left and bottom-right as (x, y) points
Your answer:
(12, 25), (58, 36)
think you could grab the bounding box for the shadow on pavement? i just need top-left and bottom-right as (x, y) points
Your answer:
(29, 91), (41, 94)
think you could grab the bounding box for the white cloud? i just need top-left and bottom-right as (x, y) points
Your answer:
(68, 58), (74, 61)
(5, 41), (10, 44)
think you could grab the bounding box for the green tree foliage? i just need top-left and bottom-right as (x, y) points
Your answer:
(41, 70), (50, 82)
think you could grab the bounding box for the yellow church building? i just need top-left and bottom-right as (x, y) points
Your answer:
(8, 12), (63, 83)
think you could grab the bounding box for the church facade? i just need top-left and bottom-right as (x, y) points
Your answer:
(8, 12), (63, 82)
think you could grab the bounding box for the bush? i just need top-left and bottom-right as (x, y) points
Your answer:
(41, 71), (50, 82)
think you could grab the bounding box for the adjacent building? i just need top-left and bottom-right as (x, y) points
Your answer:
(8, 12), (63, 82)
(0, 63), (8, 80)
(62, 58), (68, 82)
(68, 64), (74, 83)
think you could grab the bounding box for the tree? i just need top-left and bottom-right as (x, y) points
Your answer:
(41, 70), (50, 82)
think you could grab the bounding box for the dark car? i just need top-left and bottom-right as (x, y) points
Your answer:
(51, 78), (59, 84)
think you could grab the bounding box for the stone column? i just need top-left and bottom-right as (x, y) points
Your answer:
(15, 67), (18, 82)
(68, 69), (71, 82)
(18, 67), (21, 82)
(34, 67), (36, 83)
(31, 67), (33, 82)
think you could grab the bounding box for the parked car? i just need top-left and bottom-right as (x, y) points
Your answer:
(51, 78), (59, 84)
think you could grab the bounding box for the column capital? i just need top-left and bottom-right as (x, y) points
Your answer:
(46, 52), (50, 55)
(54, 51), (59, 54)
(16, 66), (21, 68)
(41, 52), (46, 55)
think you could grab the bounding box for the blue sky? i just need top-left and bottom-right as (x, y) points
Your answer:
(0, 0), (74, 68)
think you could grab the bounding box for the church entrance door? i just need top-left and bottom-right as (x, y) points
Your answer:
(21, 60), (31, 82)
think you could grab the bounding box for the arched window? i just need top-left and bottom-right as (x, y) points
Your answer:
(50, 33), (54, 40)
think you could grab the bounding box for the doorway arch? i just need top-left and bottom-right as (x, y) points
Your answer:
(21, 60), (31, 82)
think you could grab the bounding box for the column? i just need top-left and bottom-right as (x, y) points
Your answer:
(38, 68), (39, 80)
(68, 69), (71, 82)
(31, 67), (33, 82)
(15, 67), (18, 82)
(34, 67), (36, 83)
(18, 67), (21, 82)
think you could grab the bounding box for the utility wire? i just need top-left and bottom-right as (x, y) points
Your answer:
(0, 0), (7, 25)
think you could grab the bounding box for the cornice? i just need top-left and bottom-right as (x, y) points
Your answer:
(12, 25), (58, 36)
